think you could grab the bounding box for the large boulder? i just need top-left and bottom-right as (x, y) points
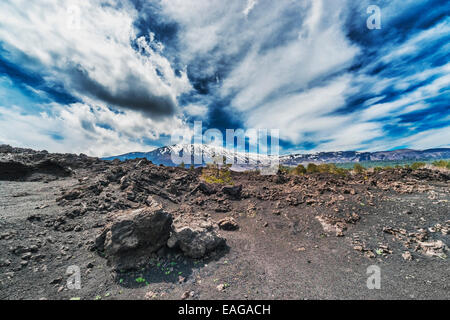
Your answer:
(197, 182), (217, 195)
(168, 221), (225, 259)
(221, 185), (242, 199)
(95, 203), (173, 269)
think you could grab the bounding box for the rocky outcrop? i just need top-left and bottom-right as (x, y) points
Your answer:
(95, 203), (173, 269)
(0, 145), (97, 181)
(94, 201), (226, 268)
(167, 221), (226, 259)
(221, 185), (242, 199)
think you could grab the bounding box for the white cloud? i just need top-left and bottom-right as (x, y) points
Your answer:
(243, 0), (258, 16)
(183, 104), (208, 118)
(0, 0), (191, 117)
(159, 0), (364, 149)
(0, 102), (190, 157)
(244, 75), (353, 143)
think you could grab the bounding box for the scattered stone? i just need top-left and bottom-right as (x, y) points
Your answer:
(0, 258), (11, 267)
(316, 216), (347, 237)
(49, 277), (62, 285)
(0, 232), (15, 240)
(218, 217), (239, 231)
(145, 291), (157, 300)
(402, 251), (413, 261)
(417, 240), (448, 258)
(181, 291), (190, 300)
(21, 252), (32, 260)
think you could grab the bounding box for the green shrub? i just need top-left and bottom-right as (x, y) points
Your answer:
(303, 163), (348, 176)
(410, 162), (426, 170)
(317, 164), (332, 173)
(291, 164), (307, 175)
(201, 166), (233, 185)
(278, 166), (291, 174)
(307, 163), (319, 174)
(433, 160), (450, 168)
(353, 163), (366, 174)
(333, 167), (349, 176)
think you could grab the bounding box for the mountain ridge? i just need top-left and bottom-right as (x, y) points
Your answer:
(103, 144), (450, 167)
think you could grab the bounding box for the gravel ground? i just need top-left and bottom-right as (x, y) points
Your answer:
(0, 178), (448, 300)
(0, 148), (448, 300)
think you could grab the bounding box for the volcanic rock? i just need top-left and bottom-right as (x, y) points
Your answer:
(95, 203), (172, 269)
(221, 185), (242, 199)
(168, 222), (226, 259)
(218, 217), (239, 231)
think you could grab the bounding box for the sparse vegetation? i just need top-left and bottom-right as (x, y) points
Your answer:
(276, 159), (450, 177)
(353, 163), (366, 174)
(307, 163), (319, 174)
(291, 164), (306, 175)
(281, 163), (348, 176)
(278, 165), (291, 174)
(410, 162), (426, 170)
(433, 160), (450, 169)
(201, 163), (233, 185)
(135, 277), (146, 284)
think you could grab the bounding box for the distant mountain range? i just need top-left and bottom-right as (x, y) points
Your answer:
(103, 144), (450, 169)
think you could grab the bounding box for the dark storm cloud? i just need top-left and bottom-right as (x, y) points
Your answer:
(70, 65), (177, 118)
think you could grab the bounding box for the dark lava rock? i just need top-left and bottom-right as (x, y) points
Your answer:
(221, 185), (242, 199)
(197, 182), (217, 195)
(95, 203), (173, 270)
(218, 217), (239, 231)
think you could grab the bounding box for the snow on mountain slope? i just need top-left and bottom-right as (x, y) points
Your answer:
(103, 144), (450, 168)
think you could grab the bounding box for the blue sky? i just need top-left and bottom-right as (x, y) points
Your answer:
(0, 0), (448, 157)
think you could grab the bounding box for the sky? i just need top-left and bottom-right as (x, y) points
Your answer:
(0, 0), (449, 157)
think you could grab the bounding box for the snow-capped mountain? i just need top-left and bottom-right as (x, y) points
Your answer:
(103, 145), (450, 168)
(103, 144), (273, 168)
(280, 148), (450, 165)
